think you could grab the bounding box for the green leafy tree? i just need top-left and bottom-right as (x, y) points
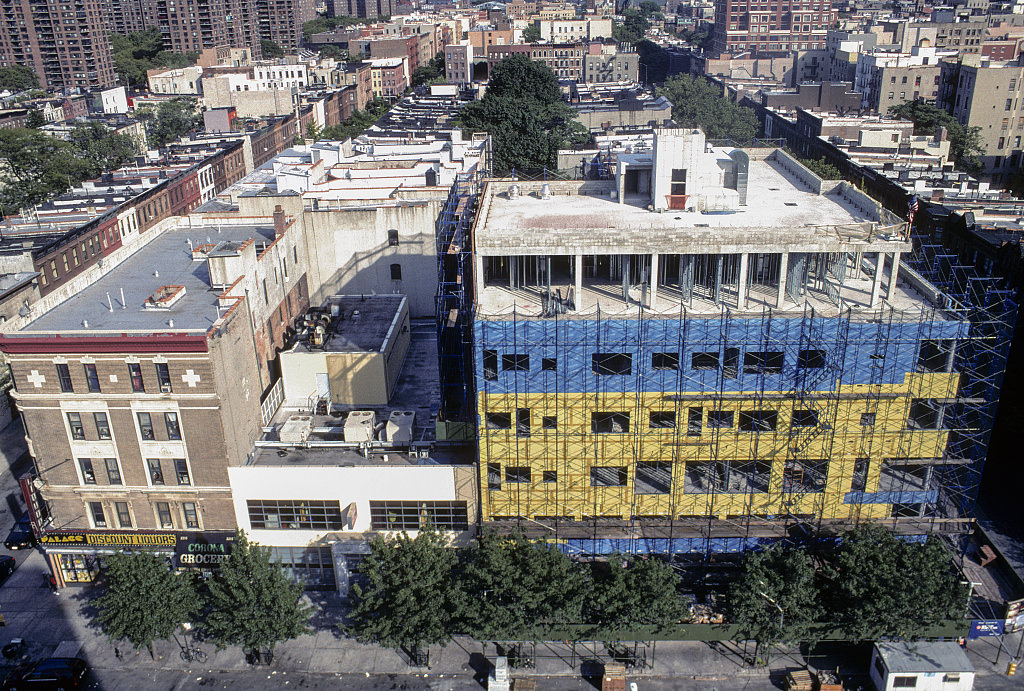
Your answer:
(614, 9), (652, 44)
(826, 525), (969, 641)
(348, 526), (461, 651)
(110, 28), (199, 87)
(522, 23), (542, 43)
(304, 122), (323, 143)
(318, 45), (346, 60)
(0, 65), (39, 91)
(656, 73), (757, 141)
(203, 531), (312, 660)
(729, 546), (821, 665)
(24, 109), (44, 129)
(411, 52), (445, 87)
(798, 155), (842, 180)
(149, 96), (202, 147)
(587, 555), (686, 633)
(93, 552), (201, 657)
(889, 100), (984, 172)
(459, 530), (589, 640)
(261, 40), (285, 58)
(320, 98), (392, 141)
(0, 128), (93, 213)
(69, 121), (138, 176)
(457, 55), (587, 174)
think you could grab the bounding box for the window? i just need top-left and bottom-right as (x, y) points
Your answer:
(486, 412), (512, 430)
(541, 415), (557, 430)
(56, 364), (73, 392)
(592, 411), (630, 434)
(137, 412), (155, 440)
(783, 459), (827, 492)
(516, 408), (531, 437)
(387, 229), (399, 246)
(368, 500), (468, 531)
(708, 410), (734, 429)
(541, 357), (557, 371)
(542, 470), (557, 483)
(917, 339), (954, 372)
(1008, 98), (1014, 111)
(592, 353), (632, 375)
(798, 349), (827, 368)
(860, 412), (876, 426)
(115, 502), (132, 528)
(506, 467), (531, 483)
(67, 412), (85, 440)
(247, 500), (344, 530)
(174, 458), (190, 485)
(851, 458), (868, 492)
(942, 673), (960, 683)
(688, 407), (703, 436)
(652, 352), (680, 370)
(744, 351), (784, 374)
(907, 399), (945, 429)
(739, 410), (778, 432)
(104, 458), (121, 485)
(182, 502), (199, 529)
(93, 412), (111, 440)
(390, 263), (402, 280)
(636, 461), (672, 494)
(487, 463), (501, 490)
(148, 458), (164, 485)
(724, 348), (739, 378)
(78, 458), (96, 484)
(89, 502), (106, 528)
(692, 351), (720, 370)
(483, 350), (498, 381)
(892, 677), (917, 688)
(591, 466), (628, 486)
(502, 353), (529, 371)
(164, 412), (181, 440)
(649, 411), (676, 429)
(128, 363), (144, 392)
(83, 363), (100, 392)
(792, 409), (818, 427)
(156, 502), (173, 528)
(155, 363), (172, 392)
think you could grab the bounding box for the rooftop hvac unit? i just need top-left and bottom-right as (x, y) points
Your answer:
(386, 410), (415, 444)
(343, 410), (376, 442)
(279, 415), (314, 444)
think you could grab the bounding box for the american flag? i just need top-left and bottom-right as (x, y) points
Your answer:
(907, 194), (919, 227)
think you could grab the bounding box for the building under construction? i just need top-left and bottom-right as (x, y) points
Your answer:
(451, 128), (1013, 556)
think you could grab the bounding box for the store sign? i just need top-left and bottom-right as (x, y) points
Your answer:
(173, 532), (235, 569)
(968, 619), (1005, 639)
(40, 531), (176, 547)
(39, 530), (235, 570)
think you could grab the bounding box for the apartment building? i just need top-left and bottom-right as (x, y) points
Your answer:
(584, 46), (641, 84)
(366, 58), (409, 98)
(712, 0), (837, 56)
(258, 0), (317, 52)
(487, 43), (587, 81)
(535, 18), (613, 42)
(853, 47), (952, 113)
(0, 0), (117, 91)
(458, 129), (978, 554)
(445, 41), (475, 84)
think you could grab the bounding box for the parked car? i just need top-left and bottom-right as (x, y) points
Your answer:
(4, 518), (35, 551)
(2, 657), (88, 689)
(0, 556), (15, 581)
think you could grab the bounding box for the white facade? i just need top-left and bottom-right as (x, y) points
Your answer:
(537, 18), (613, 42)
(870, 642), (974, 691)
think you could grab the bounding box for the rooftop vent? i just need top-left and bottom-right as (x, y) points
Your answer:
(344, 410), (376, 442)
(144, 285), (186, 310)
(541, 183), (552, 200)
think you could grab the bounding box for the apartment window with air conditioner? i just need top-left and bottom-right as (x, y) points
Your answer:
(137, 412), (155, 440)
(78, 458), (96, 484)
(155, 363), (172, 392)
(156, 502), (174, 529)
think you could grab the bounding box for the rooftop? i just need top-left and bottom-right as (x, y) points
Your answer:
(16, 222), (275, 335)
(875, 641), (973, 674)
(288, 295), (407, 353)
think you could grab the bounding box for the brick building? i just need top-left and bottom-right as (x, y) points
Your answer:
(711, 0), (836, 57)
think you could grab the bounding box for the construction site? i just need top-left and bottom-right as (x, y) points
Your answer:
(434, 128), (1016, 559)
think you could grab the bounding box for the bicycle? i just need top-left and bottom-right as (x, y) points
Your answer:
(180, 647), (207, 664)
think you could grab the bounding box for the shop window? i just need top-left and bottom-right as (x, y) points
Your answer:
(93, 412), (111, 440)
(506, 467), (531, 483)
(649, 411), (676, 429)
(592, 352), (632, 375)
(486, 412), (512, 430)
(104, 458), (121, 485)
(590, 466), (628, 486)
(744, 351), (784, 374)
(128, 363), (145, 392)
(483, 350), (498, 381)
(502, 353), (529, 371)
(592, 411), (630, 433)
(652, 352), (680, 370)
(84, 363), (101, 392)
(56, 364), (73, 392)
(78, 458), (96, 484)
(137, 412), (155, 440)
(89, 502), (107, 528)
(636, 462), (672, 494)
(739, 410), (778, 432)
(67, 412), (85, 440)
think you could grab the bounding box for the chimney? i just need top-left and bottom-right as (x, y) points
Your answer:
(273, 205), (287, 238)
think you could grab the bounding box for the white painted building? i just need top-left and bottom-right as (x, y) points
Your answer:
(870, 642), (974, 691)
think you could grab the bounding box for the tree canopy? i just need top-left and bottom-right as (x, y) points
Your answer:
(261, 40), (285, 59)
(318, 98), (392, 141)
(457, 55), (587, 174)
(411, 52), (445, 87)
(0, 65), (39, 92)
(0, 129), (92, 213)
(110, 28), (199, 88)
(889, 100), (984, 172)
(69, 121), (139, 176)
(94, 552), (200, 655)
(657, 73), (758, 141)
(587, 555), (686, 633)
(203, 531), (311, 657)
(522, 23), (542, 43)
(143, 97), (202, 147)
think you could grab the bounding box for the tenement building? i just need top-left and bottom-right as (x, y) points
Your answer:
(467, 129), (980, 555)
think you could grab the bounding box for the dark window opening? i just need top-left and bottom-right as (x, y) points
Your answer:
(541, 415), (557, 429)
(592, 411), (630, 433)
(516, 408), (530, 436)
(128, 363), (144, 392)
(692, 351), (719, 370)
(56, 364), (73, 392)
(652, 352), (680, 370)
(860, 412), (876, 426)
(724, 347), (740, 378)
(541, 357), (557, 371)
(636, 461), (672, 494)
(708, 410), (734, 429)
(89, 502), (106, 528)
(485, 412), (511, 430)
(917, 339), (954, 372)
(505, 467), (531, 483)
(851, 458), (869, 492)
(390, 263), (402, 280)
(483, 350), (498, 381)
(592, 352), (632, 375)
(649, 411), (676, 429)
(502, 353), (529, 371)
(792, 409), (819, 427)
(743, 351), (784, 374)
(487, 463), (501, 489)
(783, 459), (827, 492)
(115, 502), (132, 528)
(688, 407), (703, 436)
(387, 229), (399, 246)
(155, 363), (172, 392)
(105, 458), (121, 485)
(590, 466), (628, 486)
(542, 470), (557, 483)
(84, 363), (101, 392)
(739, 410), (778, 432)
(798, 349), (827, 368)
(907, 399), (945, 430)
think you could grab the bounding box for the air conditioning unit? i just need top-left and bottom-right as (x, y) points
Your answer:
(160, 384), (172, 393)
(343, 411), (375, 442)
(280, 415), (314, 444)
(386, 410), (415, 444)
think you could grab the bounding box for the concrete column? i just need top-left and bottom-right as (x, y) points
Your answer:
(574, 254), (583, 311)
(777, 252), (789, 309)
(870, 251), (885, 308)
(649, 253), (659, 309)
(886, 251), (901, 302)
(737, 252), (749, 309)
(474, 254), (484, 294)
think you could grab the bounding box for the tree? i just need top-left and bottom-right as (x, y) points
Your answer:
(347, 526), (461, 651)
(261, 39), (285, 59)
(203, 530), (311, 660)
(798, 155), (842, 180)
(457, 55), (588, 174)
(0, 128), (93, 213)
(318, 45), (346, 60)
(320, 98), (392, 141)
(889, 100), (984, 172)
(304, 122), (322, 143)
(93, 552), (200, 656)
(110, 28), (199, 88)
(0, 65), (39, 92)
(69, 121), (138, 177)
(148, 97), (201, 147)
(411, 52), (445, 87)
(522, 23), (542, 43)
(24, 109), (44, 129)
(459, 530), (589, 640)
(826, 525), (969, 642)
(656, 74), (758, 142)
(613, 9), (652, 44)
(587, 555), (686, 633)
(729, 546), (821, 665)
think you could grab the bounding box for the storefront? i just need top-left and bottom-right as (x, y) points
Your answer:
(40, 530), (235, 587)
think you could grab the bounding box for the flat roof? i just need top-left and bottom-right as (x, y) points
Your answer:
(18, 223), (275, 334)
(252, 442), (472, 467)
(475, 154), (907, 256)
(289, 295), (406, 353)
(875, 641), (973, 674)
